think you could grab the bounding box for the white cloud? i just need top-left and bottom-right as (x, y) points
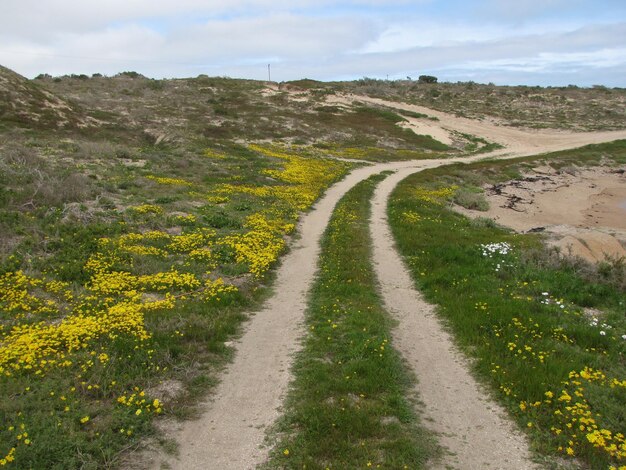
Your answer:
(0, 1), (624, 85)
(165, 14), (378, 62)
(481, 0), (585, 21)
(0, 0), (415, 37)
(456, 48), (626, 72)
(359, 23), (502, 52)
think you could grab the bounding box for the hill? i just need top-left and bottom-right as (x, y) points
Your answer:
(0, 65), (94, 130)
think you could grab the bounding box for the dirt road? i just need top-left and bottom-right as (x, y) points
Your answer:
(147, 95), (626, 469)
(328, 93), (626, 158)
(371, 168), (539, 469)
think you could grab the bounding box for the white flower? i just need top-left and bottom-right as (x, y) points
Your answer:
(480, 242), (512, 258)
(599, 331), (606, 336)
(622, 334), (626, 340)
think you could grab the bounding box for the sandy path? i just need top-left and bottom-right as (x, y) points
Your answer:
(328, 93), (626, 157)
(150, 161), (427, 470)
(148, 96), (626, 470)
(371, 168), (539, 469)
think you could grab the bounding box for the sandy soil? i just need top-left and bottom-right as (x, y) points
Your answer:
(142, 93), (626, 470)
(399, 118), (456, 146)
(454, 166), (626, 263)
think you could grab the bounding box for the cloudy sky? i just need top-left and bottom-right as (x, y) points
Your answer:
(1, 0), (625, 86)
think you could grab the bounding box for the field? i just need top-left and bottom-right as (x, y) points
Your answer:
(1, 66), (625, 469)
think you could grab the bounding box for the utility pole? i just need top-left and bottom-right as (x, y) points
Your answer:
(268, 64), (271, 82)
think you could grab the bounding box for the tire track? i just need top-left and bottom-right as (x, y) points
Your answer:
(149, 161), (423, 470)
(370, 168), (539, 469)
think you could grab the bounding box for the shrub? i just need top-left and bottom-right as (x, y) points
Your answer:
(37, 173), (93, 206)
(453, 187), (489, 211)
(418, 75), (438, 84)
(116, 71), (143, 79)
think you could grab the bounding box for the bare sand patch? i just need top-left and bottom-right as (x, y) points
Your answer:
(454, 166), (626, 263)
(398, 119), (455, 146)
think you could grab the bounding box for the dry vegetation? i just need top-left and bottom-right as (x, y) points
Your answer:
(293, 78), (626, 131)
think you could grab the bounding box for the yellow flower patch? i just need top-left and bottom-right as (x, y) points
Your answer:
(146, 175), (193, 186)
(128, 204), (163, 214)
(0, 301), (150, 377)
(521, 366), (626, 463)
(412, 185), (458, 205)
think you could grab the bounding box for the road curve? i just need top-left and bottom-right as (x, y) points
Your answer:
(147, 104), (626, 469)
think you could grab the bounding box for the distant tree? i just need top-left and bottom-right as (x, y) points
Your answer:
(418, 75), (438, 84)
(92, 73), (103, 78)
(35, 73), (52, 80)
(117, 71), (142, 79)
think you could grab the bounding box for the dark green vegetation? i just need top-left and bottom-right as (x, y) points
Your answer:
(389, 141), (626, 469)
(418, 75), (438, 84)
(455, 131), (504, 154)
(266, 175), (438, 469)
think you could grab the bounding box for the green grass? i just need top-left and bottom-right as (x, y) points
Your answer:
(453, 131), (504, 154)
(2, 64), (625, 467)
(264, 174), (438, 469)
(388, 141), (626, 469)
(396, 109), (439, 121)
(315, 105), (451, 152)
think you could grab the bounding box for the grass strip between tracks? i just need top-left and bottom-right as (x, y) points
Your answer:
(265, 173), (438, 469)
